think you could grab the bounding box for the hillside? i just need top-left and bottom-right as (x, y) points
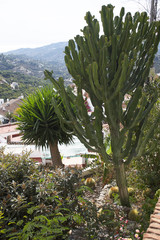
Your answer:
(5, 41), (160, 74)
(2, 42), (70, 80)
(5, 42), (67, 65)
(0, 69), (49, 100)
(1, 40), (160, 101)
(0, 42), (72, 100)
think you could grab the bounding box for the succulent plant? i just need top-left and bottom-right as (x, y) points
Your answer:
(84, 177), (96, 189)
(45, 4), (160, 207)
(127, 187), (135, 196)
(128, 208), (139, 221)
(108, 186), (119, 198)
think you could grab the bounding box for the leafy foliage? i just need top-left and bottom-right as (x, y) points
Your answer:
(0, 148), (117, 239)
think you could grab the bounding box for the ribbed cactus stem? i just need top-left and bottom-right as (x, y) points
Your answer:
(44, 4), (160, 207)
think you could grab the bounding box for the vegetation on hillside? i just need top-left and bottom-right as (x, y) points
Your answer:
(0, 70), (48, 100)
(0, 53), (71, 100)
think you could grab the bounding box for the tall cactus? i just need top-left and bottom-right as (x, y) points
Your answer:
(44, 4), (160, 207)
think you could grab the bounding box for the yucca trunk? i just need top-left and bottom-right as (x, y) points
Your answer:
(49, 141), (63, 168)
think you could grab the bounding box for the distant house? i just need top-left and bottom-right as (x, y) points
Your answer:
(0, 99), (4, 105)
(10, 82), (19, 90)
(0, 98), (23, 119)
(0, 114), (6, 123)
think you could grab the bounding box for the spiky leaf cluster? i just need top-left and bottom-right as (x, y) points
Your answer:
(15, 86), (73, 148)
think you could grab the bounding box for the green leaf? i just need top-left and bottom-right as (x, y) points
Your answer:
(17, 219), (24, 226)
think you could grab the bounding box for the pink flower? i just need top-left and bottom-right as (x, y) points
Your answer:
(125, 220), (128, 224)
(135, 233), (139, 238)
(136, 229), (140, 233)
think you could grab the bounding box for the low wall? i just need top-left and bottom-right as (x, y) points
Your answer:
(0, 123), (18, 134)
(143, 198), (160, 239)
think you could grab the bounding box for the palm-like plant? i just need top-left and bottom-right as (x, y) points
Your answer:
(15, 86), (73, 167)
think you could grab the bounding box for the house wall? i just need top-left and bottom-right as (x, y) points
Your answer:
(0, 123), (18, 134)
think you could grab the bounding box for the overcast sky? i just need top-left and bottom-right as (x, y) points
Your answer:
(0, 0), (147, 52)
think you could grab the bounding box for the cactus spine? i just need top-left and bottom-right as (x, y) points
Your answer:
(45, 5), (160, 207)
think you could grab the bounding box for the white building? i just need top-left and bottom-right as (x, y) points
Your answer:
(10, 82), (19, 90)
(0, 99), (4, 105)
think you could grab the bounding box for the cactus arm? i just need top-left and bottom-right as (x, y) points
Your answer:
(109, 34), (117, 79)
(136, 113), (160, 157)
(45, 71), (111, 160)
(109, 54), (129, 102)
(123, 87), (142, 126)
(121, 130), (133, 159)
(91, 62), (102, 91)
(114, 7), (125, 35)
(127, 96), (147, 129)
(74, 35), (92, 63)
(100, 5), (114, 38)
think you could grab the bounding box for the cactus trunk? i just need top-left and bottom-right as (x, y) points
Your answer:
(114, 160), (130, 207)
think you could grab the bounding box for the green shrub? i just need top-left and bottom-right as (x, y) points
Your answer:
(0, 147), (37, 183)
(0, 148), (118, 239)
(132, 86), (160, 194)
(140, 196), (157, 231)
(84, 177), (96, 189)
(134, 149), (160, 195)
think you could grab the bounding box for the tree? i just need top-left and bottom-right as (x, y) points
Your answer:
(44, 4), (160, 206)
(15, 86), (73, 168)
(131, 0), (159, 22)
(150, 0), (158, 22)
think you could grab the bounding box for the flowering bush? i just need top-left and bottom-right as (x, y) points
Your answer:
(107, 210), (144, 240)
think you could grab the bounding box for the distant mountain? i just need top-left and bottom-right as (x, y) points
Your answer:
(5, 42), (68, 64)
(0, 54), (46, 78)
(4, 41), (160, 73)
(3, 41), (71, 81)
(0, 53), (50, 100)
(0, 42), (72, 100)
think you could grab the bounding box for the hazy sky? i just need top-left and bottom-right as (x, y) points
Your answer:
(0, 0), (146, 52)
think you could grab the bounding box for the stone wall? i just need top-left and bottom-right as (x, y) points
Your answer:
(143, 198), (160, 239)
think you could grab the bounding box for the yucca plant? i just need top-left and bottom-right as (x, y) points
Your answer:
(15, 86), (73, 167)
